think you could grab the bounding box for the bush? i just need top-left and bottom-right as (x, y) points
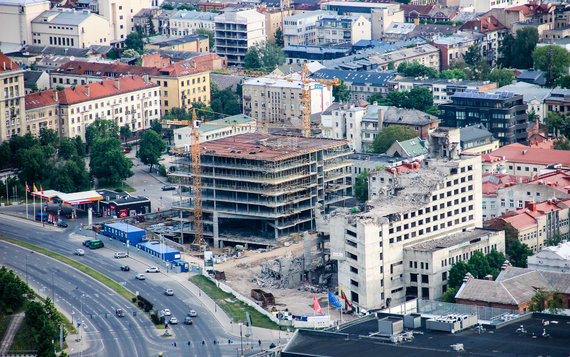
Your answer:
(159, 164), (167, 177)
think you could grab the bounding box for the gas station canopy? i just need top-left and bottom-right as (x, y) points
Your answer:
(31, 190), (103, 205)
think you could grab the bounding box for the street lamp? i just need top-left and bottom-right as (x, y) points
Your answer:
(239, 320), (244, 357)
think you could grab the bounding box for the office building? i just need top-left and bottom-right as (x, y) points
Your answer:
(0, 0), (51, 51)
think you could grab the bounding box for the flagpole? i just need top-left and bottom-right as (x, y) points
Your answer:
(33, 190), (36, 219)
(25, 182), (28, 220)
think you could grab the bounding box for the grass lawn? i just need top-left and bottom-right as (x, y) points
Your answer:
(190, 275), (280, 330)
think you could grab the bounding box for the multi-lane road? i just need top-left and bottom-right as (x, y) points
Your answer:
(0, 214), (247, 357)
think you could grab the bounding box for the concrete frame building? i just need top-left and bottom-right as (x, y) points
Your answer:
(283, 11), (333, 47)
(214, 9), (266, 68)
(170, 133), (352, 247)
(0, 52), (26, 142)
(0, 0), (51, 51)
(323, 155), (482, 310)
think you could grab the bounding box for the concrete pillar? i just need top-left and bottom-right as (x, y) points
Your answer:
(88, 207), (92, 228)
(274, 221), (279, 240)
(213, 211), (220, 248)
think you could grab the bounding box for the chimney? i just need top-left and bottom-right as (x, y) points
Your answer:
(378, 108), (384, 130)
(84, 86), (90, 97)
(114, 80), (120, 90)
(53, 90), (58, 102)
(462, 272), (474, 283)
(485, 274), (493, 281)
(501, 260), (512, 271)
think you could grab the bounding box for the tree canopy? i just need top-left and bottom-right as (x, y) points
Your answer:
(244, 41), (286, 70)
(463, 44), (482, 66)
(499, 27), (538, 69)
(195, 28), (215, 49)
(507, 239), (533, 268)
(447, 249), (506, 289)
(354, 169), (369, 202)
(532, 45), (570, 87)
(488, 68), (515, 87)
(89, 136), (133, 185)
(528, 289), (564, 314)
(210, 82), (241, 116)
(370, 125), (418, 153)
(333, 80), (350, 103)
(125, 32), (145, 54)
(369, 86), (437, 115)
(544, 112), (570, 138)
(137, 130), (167, 172)
(397, 62), (438, 78)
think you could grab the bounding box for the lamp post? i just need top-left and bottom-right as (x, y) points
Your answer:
(239, 320), (243, 357)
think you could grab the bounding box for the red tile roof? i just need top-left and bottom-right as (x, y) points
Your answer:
(482, 173), (531, 195)
(157, 60), (206, 77)
(504, 212), (537, 231)
(57, 76), (158, 105)
(51, 60), (161, 77)
(25, 89), (59, 110)
(460, 15), (506, 33)
(400, 4), (435, 16)
(0, 52), (21, 74)
(503, 198), (570, 230)
(486, 143), (570, 167)
(528, 170), (570, 194)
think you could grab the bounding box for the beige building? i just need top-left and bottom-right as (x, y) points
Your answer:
(321, 155), (483, 310)
(31, 9), (112, 48)
(370, 4), (404, 40)
(283, 11), (332, 46)
(96, 0), (153, 43)
(368, 44), (440, 71)
(214, 9), (266, 68)
(24, 89), (60, 137)
(168, 10), (216, 37)
(242, 76), (333, 125)
(0, 52), (26, 142)
(316, 15), (371, 45)
(0, 0), (51, 51)
(261, 8), (293, 42)
(55, 76), (160, 139)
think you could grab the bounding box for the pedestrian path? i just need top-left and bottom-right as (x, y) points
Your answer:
(0, 312), (25, 355)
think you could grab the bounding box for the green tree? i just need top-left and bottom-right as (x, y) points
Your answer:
(0, 142), (10, 169)
(195, 28), (215, 50)
(125, 32), (145, 54)
(122, 48), (139, 58)
(507, 239), (533, 268)
(442, 287), (457, 303)
(333, 80), (350, 103)
(39, 128), (59, 148)
(544, 233), (564, 246)
(354, 169), (369, 202)
(486, 249), (506, 278)
(553, 136), (570, 150)
(244, 41), (285, 70)
(244, 46), (262, 69)
(137, 130), (167, 172)
(528, 289), (564, 314)
(150, 118), (163, 134)
(120, 124), (132, 144)
(498, 33), (515, 68)
(544, 112), (570, 138)
(90, 137), (133, 185)
(370, 125), (418, 153)
(527, 109), (539, 121)
(210, 83), (241, 115)
(499, 27), (538, 69)
(467, 251), (491, 279)
(397, 62), (438, 78)
(370, 87), (436, 114)
(448, 261), (470, 289)
(85, 119), (119, 149)
(275, 27), (284, 47)
(555, 75), (570, 89)
(488, 68), (515, 87)
(51, 159), (90, 192)
(532, 45), (570, 87)
(439, 69), (467, 80)
(464, 44), (482, 66)
(58, 138), (79, 160)
(147, 15), (156, 36)
(161, 3), (174, 10)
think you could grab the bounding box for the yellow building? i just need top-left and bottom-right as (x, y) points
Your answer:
(150, 61), (210, 116)
(0, 52), (26, 142)
(24, 89), (60, 137)
(261, 8), (293, 42)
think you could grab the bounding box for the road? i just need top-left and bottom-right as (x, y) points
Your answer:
(0, 214), (250, 357)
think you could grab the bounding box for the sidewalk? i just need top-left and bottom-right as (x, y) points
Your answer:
(0, 312), (25, 355)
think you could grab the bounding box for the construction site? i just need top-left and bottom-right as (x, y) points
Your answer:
(168, 132), (353, 248)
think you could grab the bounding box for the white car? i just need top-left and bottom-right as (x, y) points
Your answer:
(146, 267), (160, 273)
(74, 248), (85, 256)
(162, 308), (171, 316)
(136, 273), (146, 280)
(169, 316), (178, 325)
(188, 310), (197, 317)
(165, 289), (174, 296)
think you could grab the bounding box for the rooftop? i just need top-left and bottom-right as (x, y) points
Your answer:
(487, 143), (570, 167)
(285, 10), (333, 20)
(0, 52), (21, 74)
(312, 68), (397, 87)
(460, 15), (506, 33)
(393, 137), (428, 157)
(368, 44), (439, 65)
(0, 0), (48, 5)
(381, 106), (440, 126)
(489, 82), (552, 103)
(198, 114), (255, 133)
(32, 9), (100, 26)
(323, 1), (395, 10)
(452, 89), (519, 100)
(51, 60), (161, 77)
(25, 89), (58, 110)
(56, 76), (158, 105)
(197, 133), (349, 161)
(148, 34), (209, 48)
(104, 222), (145, 233)
(170, 10), (216, 21)
(460, 125), (494, 143)
(407, 228), (502, 252)
(395, 76), (494, 87)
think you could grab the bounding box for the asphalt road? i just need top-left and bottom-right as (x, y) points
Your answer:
(0, 214), (248, 357)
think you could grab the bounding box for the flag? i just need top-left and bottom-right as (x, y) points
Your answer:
(33, 184), (38, 193)
(26, 183), (30, 192)
(41, 185), (44, 195)
(313, 295), (323, 315)
(340, 287), (352, 308)
(328, 290), (342, 308)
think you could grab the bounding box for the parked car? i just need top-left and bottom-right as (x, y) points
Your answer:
(116, 308), (126, 317)
(188, 310), (197, 317)
(184, 317), (193, 325)
(169, 317), (178, 325)
(146, 267), (160, 273)
(58, 221), (68, 228)
(114, 252), (128, 259)
(161, 185), (176, 191)
(136, 273), (146, 280)
(74, 248), (85, 256)
(120, 265), (130, 271)
(165, 289), (174, 296)
(160, 308), (171, 316)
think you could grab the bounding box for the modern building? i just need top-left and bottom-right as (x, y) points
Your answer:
(367, 44), (440, 71)
(316, 15), (371, 45)
(283, 11), (333, 47)
(0, 0), (51, 51)
(173, 114), (256, 148)
(403, 228), (505, 301)
(241, 76), (334, 126)
(460, 125), (499, 155)
(0, 52), (26, 142)
(488, 82), (552, 121)
(439, 90), (528, 145)
(312, 69), (398, 102)
(170, 133), (352, 247)
(96, 0), (153, 44)
(214, 9), (266, 68)
(24, 89), (60, 137)
(168, 10), (216, 37)
(527, 241), (570, 273)
(322, 155), (482, 310)
(31, 9), (112, 48)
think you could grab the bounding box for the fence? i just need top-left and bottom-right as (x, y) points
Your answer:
(418, 300), (529, 325)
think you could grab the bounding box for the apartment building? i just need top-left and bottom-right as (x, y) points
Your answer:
(169, 10), (216, 37)
(24, 89), (60, 137)
(544, 89), (570, 113)
(367, 44), (440, 71)
(31, 9), (112, 48)
(322, 155), (482, 310)
(481, 143), (570, 176)
(312, 69), (398, 102)
(389, 77), (498, 105)
(283, 11), (332, 46)
(146, 34), (210, 53)
(403, 228), (505, 301)
(459, 16), (507, 66)
(460, 125), (500, 155)
(56, 76), (160, 139)
(96, 0), (153, 43)
(260, 7), (293, 42)
(0, 52), (26, 142)
(485, 199), (570, 252)
(0, 0), (50, 50)
(488, 82), (552, 121)
(242, 76), (333, 126)
(316, 15), (371, 45)
(439, 90), (528, 146)
(214, 9), (266, 68)
(173, 114), (256, 148)
(431, 34), (477, 70)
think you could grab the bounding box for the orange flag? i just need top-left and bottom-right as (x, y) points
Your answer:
(313, 294), (323, 315)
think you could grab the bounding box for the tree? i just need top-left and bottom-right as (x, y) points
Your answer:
(137, 130), (167, 172)
(442, 287), (457, 303)
(544, 112), (570, 138)
(125, 32), (145, 54)
(39, 128), (58, 148)
(122, 49), (139, 58)
(161, 3), (174, 10)
(0, 142), (10, 169)
(397, 62), (438, 78)
(507, 239), (533, 268)
(150, 119), (163, 134)
(51, 159), (90, 192)
(488, 68), (515, 87)
(439, 69), (467, 80)
(120, 124), (132, 145)
(532, 45), (570, 87)
(448, 261), (470, 289)
(333, 80), (350, 103)
(528, 289), (564, 314)
(544, 233), (564, 246)
(244, 41), (285, 70)
(195, 28), (215, 50)
(467, 251), (491, 279)
(354, 169), (369, 202)
(85, 119), (119, 149)
(527, 109), (539, 121)
(89, 137), (133, 185)
(369, 87), (436, 114)
(499, 27), (538, 69)
(147, 15), (156, 36)
(555, 75), (570, 89)
(464, 44), (482, 66)
(210, 83), (241, 116)
(370, 125), (418, 153)
(553, 136), (570, 150)
(486, 249), (506, 278)
(498, 33), (515, 68)
(275, 27), (284, 47)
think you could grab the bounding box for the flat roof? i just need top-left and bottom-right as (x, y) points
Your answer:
(32, 189), (103, 205)
(406, 228), (501, 252)
(198, 133), (349, 161)
(104, 222), (145, 233)
(138, 241), (179, 254)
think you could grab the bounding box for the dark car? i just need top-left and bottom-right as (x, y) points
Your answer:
(184, 317), (193, 325)
(116, 308), (126, 317)
(161, 185), (176, 191)
(82, 240), (93, 247)
(120, 265), (130, 271)
(58, 221), (68, 228)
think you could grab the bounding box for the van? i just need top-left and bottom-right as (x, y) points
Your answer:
(87, 240), (104, 249)
(35, 212), (48, 221)
(114, 252), (128, 259)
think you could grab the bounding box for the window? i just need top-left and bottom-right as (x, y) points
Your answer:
(421, 275), (429, 284)
(410, 273), (418, 282)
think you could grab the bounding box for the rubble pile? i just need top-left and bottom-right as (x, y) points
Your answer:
(254, 252), (304, 289)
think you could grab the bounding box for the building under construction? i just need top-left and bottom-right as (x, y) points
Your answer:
(170, 132), (352, 248)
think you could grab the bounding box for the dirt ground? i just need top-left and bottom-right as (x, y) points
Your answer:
(180, 242), (334, 317)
